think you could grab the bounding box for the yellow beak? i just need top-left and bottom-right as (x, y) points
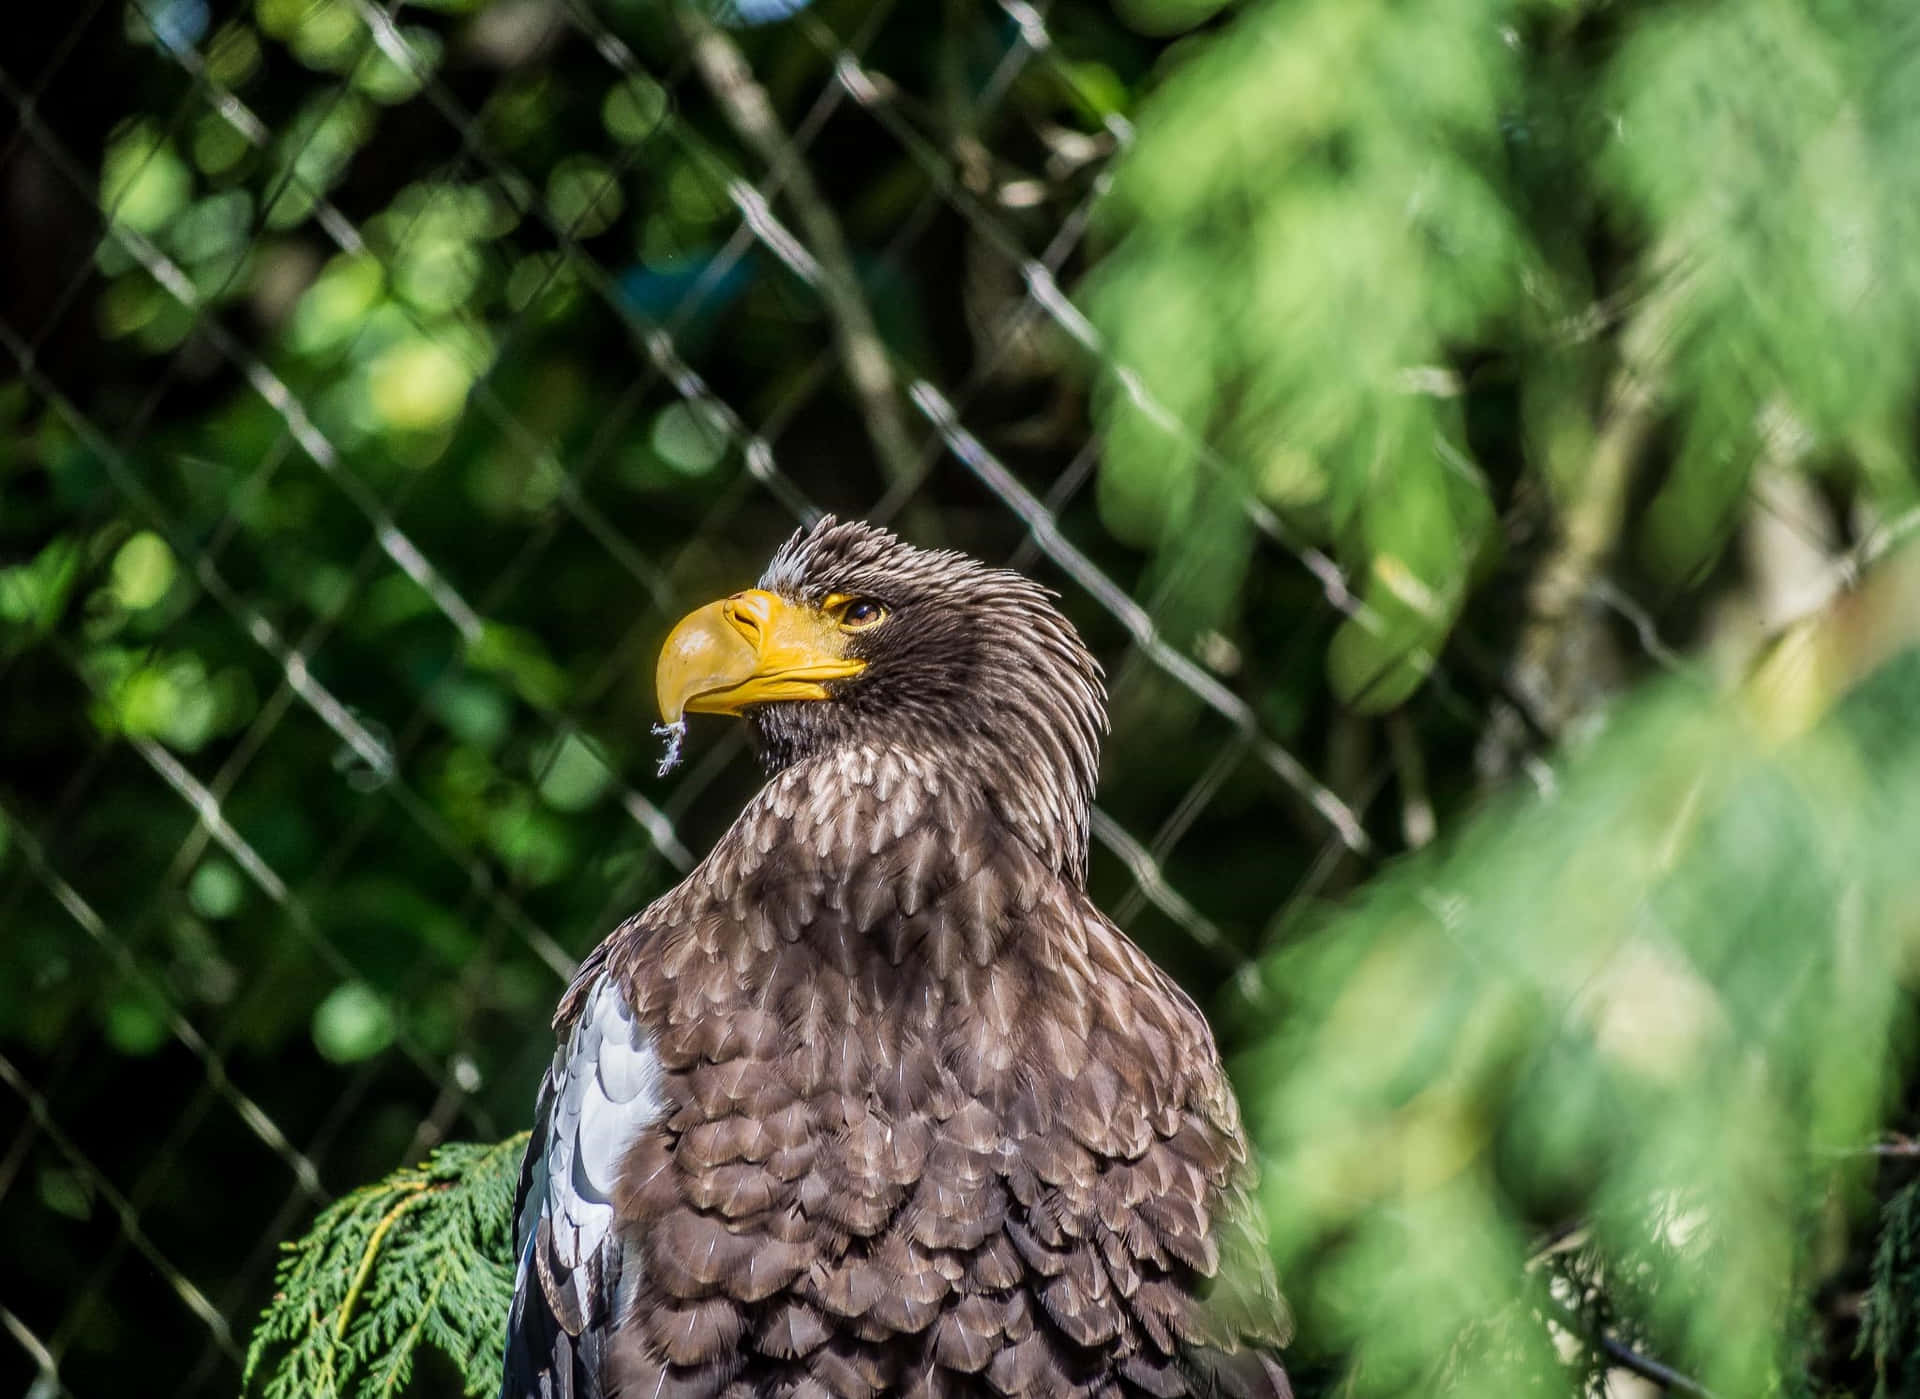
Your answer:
(656, 588), (865, 723)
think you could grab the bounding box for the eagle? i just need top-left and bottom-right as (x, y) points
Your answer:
(502, 518), (1292, 1399)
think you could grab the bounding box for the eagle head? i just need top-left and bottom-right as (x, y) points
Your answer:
(655, 517), (1108, 879)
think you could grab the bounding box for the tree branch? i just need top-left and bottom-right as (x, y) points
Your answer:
(1817, 1133), (1920, 1159)
(1591, 1331), (1718, 1399)
(677, 8), (928, 517)
(1547, 1300), (1718, 1399)
(1386, 709), (1434, 848)
(1508, 267), (1697, 744)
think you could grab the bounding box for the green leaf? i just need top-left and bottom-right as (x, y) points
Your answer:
(101, 120), (192, 234)
(1862, 1179), (1920, 1397)
(0, 536), (82, 634)
(109, 530), (177, 610)
(534, 732), (614, 813)
(466, 624), (569, 712)
(1326, 427), (1489, 711)
(1603, 0), (1920, 488)
(1245, 651), (1920, 1396)
(1086, 0), (1526, 670)
(311, 983), (397, 1064)
(244, 1135), (527, 1399)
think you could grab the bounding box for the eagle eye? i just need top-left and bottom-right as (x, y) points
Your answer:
(826, 595), (888, 631)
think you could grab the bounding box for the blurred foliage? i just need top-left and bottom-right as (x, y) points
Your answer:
(3, 0), (1920, 1396)
(1865, 1178), (1920, 1398)
(1088, 0), (1920, 704)
(1240, 641), (1920, 1397)
(1088, 0), (1526, 708)
(1602, 0), (1920, 579)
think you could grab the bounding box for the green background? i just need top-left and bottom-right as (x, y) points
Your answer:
(6, 1), (1920, 1395)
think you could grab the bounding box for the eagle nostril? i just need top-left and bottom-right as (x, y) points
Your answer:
(723, 592), (764, 642)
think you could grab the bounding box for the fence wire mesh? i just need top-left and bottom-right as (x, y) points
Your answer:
(0, 2), (1779, 1396)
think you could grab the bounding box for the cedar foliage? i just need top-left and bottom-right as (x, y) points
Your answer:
(1865, 1181), (1920, 1399)
(1234, 645), (1920, 1397)
(244, 1135), (526, 1399)
(1087, 0), (1920, 701)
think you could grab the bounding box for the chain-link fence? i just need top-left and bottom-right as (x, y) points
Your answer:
(7, 2), (1915, 1397)
(0, 4), (1373, 1390)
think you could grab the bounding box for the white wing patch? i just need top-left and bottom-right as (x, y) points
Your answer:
(516, 974), (664, 1330)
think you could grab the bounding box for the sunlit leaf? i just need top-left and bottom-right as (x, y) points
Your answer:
(100, 120), (192, 233)
(547, 156), (625, 239)
(188, 859), (246, 920)
(312, 983), (396, 1064)
(109, 530), (177, 610)
(650, 400), (730, 476)
(366, 338), (475, 433)
(534, 732), (614, 813)
(1086, 0), (1527, 668)
(603, 74), (668, 145)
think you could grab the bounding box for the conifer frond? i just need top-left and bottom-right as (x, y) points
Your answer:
(1863, 1178), (1920, 1399)
(243, 1134), (528, 1399)
(1084, 0), (1528, 705)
